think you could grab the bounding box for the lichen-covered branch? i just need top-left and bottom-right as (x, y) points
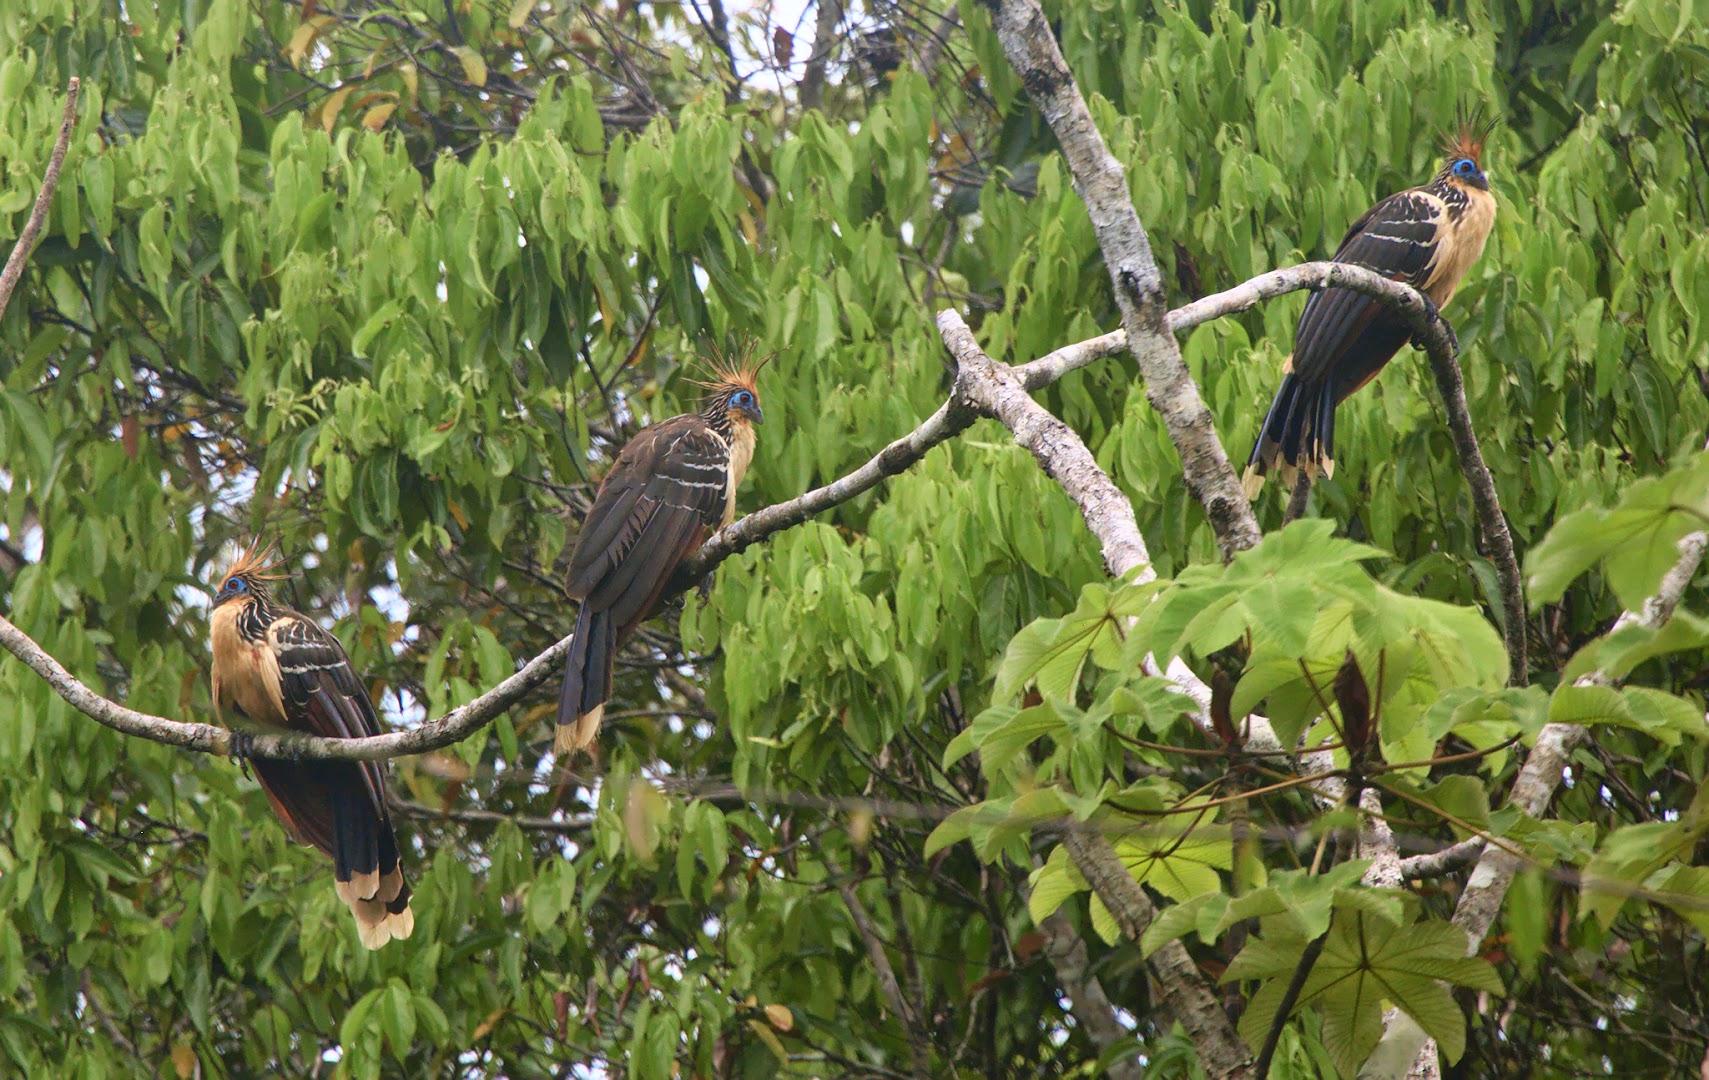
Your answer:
(1037, 910), (1144, 1080)
(1062, 833), (1254, 1080)
(3, 257), (1393, 765)
(991, 0), (1261, 559)
(938, 307), (1253, 1077)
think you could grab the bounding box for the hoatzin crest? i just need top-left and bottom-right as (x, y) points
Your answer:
(557, 351), (769, 754)
(208, 545), (414, 949)
(1244, 108), (1498, 494)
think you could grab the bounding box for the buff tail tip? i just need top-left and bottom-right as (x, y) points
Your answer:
(555, 703), (604, 757)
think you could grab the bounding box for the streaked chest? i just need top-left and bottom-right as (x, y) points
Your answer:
(722, 422), (757, 528)
(210, 603), (287, 727)
(1426, 184), (1496, 307)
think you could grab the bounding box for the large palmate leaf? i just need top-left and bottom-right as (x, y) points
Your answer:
(1228, 909), (1503, 1075)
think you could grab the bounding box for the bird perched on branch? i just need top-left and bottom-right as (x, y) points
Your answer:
(557, 352), (769, 754)
(1244, 109), (1498, 495)
(209, 546), (414, 949)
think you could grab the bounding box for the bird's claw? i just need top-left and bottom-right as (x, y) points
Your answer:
(1413, 297), (1459, 356)
(229, 731), (255, 778)
(696, 574), (716, 603)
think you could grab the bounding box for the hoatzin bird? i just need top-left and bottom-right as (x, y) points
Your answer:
(209, 546), (414, 949)
(1244, 110), (1498, 495)
(557, 354), (768, 754)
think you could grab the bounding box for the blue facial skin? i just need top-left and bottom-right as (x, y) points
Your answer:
(214, 577), (250, 604)
(729, 389), (765, 424)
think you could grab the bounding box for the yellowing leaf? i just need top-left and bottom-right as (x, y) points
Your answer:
(762, 1004), (794, 1032)
(171, 1043), (196, 1079)
(471, 1007), (508, 1041)
(362, 102), (397, 131)
(507, 0), (536, 28)
(285, 15), (335, 70)
(623, 781), (666, 865)
(453, 46), (488, 87)
(319, 86), (354, 132)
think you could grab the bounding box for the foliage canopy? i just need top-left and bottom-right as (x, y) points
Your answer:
(3, 0), (1709, 1076)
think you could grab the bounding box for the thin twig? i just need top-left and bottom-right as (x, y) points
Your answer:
(0, 78), (79, 322)
(822, 853), (933, 1079)
(1253, 929), (1329, 1079)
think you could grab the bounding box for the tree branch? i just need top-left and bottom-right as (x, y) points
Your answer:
(1037, 910), (1144, 1080)
(3, 259), (1431, 766)
(0, 613), (575, 760)
(683, 399), (974, 577)
(991, 0), (1260, 560)
(1014, 259), (1527, 683)
(935, 308), (1251, 1077)
(823, 854), (934, 1079)
(1376, 525), (1709, 1076)
(0, 78), (79, 322)
(940, 307), (1326, 789)
(798, 0), (843, 111)
(1063, 833), (1254, 1080)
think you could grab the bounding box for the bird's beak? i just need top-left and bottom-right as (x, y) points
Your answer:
(744, 402), (765, 425)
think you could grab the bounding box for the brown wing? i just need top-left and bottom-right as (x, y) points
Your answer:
(268, 613), (389, 820)
(566, 415), (730, 636)
(1290, 186), (1447, 393)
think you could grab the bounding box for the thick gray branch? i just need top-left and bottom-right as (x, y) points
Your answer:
(992, 0), (1260, 559)
(797, 0), (842, 111)
(1038, 910), (1144, 1080)
(940, 309), (1321, 784)
(937, 308), (1252, 1077)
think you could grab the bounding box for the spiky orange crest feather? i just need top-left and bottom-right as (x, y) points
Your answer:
(687, 340), (774, 396)
(1438, 105), (1497, 166)
(222, 542), (289, 586)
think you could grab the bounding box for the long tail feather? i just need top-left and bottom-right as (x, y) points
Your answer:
(1246, 369), (1338, 496)
(557, 606), (615, 755)
(254, 760), (413, 949)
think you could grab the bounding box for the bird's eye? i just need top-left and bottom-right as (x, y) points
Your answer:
(732, 390), (753, 407)
(1454, 159), (1476, 177)
(223, 578), (248, 595)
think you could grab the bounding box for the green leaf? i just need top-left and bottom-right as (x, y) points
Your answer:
(452, 46), (489, 87)
(1526, 453), (1709, 609)
(1580, 820), (1693, 927)
(1110, 823), (1232, 904)
(1231, 913), (1500, 1076)
(1140, 893), (1224, 957)
(1027, 845), (1086, 924)
(1562, 610), (1709, 682)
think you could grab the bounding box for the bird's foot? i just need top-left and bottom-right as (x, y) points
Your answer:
(229, 731), (255, 778)
(1413, 296), (1459, 356)
(696, 573), (716, 603)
